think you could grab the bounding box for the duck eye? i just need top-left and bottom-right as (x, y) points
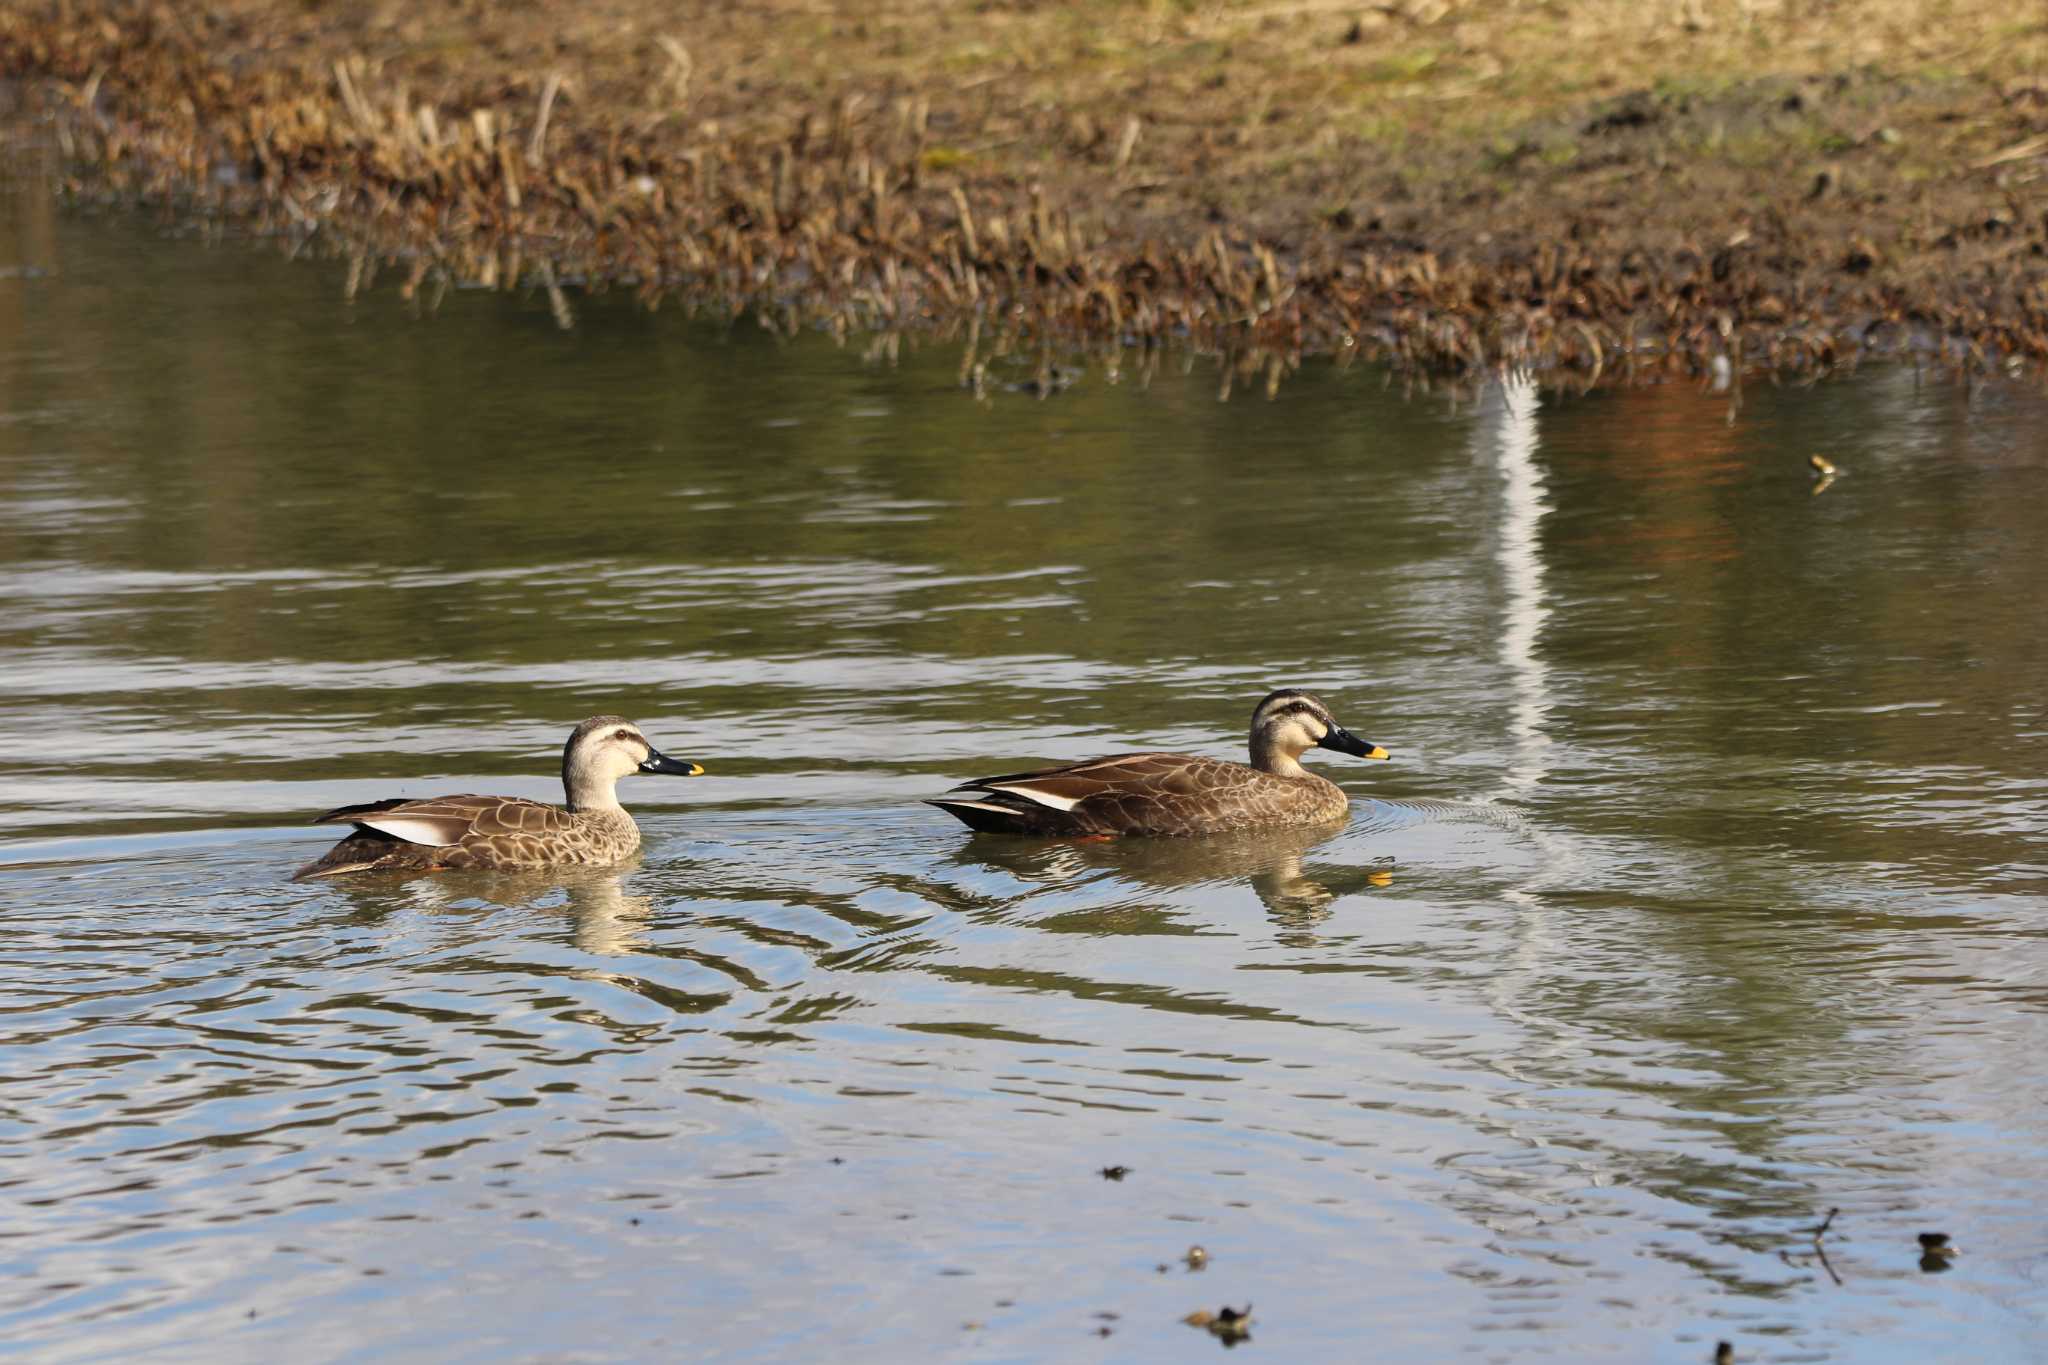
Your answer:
(613, 729), (633, 741)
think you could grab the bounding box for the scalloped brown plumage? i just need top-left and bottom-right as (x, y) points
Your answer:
(928, 689), (1389, 837)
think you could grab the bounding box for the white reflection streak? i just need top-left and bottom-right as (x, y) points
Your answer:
(1476, 371), (1567, 1067)
(1482, 370), (1553, 799)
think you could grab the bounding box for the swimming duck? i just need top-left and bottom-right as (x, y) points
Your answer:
(928, 688), (1389, 837)
(292, 715), (703, 880)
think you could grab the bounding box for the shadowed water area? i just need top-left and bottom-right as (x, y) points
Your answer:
(3, 174), (2047, 1362)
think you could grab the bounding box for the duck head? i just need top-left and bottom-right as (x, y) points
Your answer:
(563, 715), (703, 810)
(1249, 689), (1389, 775)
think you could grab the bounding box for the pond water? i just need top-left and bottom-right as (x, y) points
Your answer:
(3, 168), (2047, 1362)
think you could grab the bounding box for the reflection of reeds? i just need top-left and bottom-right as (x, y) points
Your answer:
(8, 8), (2038, 392)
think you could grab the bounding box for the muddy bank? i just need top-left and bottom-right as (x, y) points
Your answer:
(5, 0), (2048, 382)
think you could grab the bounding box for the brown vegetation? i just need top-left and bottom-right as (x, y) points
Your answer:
(5, 0), (2048, 381)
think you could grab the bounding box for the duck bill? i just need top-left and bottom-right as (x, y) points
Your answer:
(639, 748), (705, 776)
(1317, 727), (1390, 761)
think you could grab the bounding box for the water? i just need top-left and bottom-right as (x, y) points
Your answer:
(4, 172), (2048, 1362)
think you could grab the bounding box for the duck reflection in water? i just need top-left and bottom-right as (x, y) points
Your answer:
(953, 824), (1394, 938)
(321, 864), (657, 956)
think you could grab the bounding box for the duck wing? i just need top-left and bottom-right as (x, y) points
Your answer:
(966, 752), (1249, 799)
(311, 794), (573, 848)
(934, 753), (1264, 835)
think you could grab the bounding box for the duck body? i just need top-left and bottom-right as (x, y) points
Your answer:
(292, 794), (645, 878)
(292, 716), (702, 880)
(933, 752), (1349, 837)
(929, 689), (1388, 838)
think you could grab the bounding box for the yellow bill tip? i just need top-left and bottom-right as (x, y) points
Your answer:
(1367, 745), (1390, 761)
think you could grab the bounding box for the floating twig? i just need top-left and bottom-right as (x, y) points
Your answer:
(1809, 1206), (1844, 1285)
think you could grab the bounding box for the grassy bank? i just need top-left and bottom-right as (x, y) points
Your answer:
(5, 0), (2047, 380)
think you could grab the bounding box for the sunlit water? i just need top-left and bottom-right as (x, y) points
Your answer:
(3, 164), (2047, 1362)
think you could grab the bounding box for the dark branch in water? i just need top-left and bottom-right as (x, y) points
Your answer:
(1779, 1205), (1845, 1287)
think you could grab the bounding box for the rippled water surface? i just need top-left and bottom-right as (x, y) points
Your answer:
(4, 171), (2047, 1361)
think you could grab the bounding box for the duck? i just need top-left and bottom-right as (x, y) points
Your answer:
(292, 715), (703, 880)
(928, 688), (1389, 837)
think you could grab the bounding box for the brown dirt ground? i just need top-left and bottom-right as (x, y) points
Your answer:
(5, 0), (2048, 381)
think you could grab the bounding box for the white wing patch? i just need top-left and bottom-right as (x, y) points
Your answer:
(986, 782), (1084, 812)
(356, 815), (466, 847)
(932, 799), (1020, 815)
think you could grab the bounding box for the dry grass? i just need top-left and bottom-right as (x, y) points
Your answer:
(6, 0), (2048, 378)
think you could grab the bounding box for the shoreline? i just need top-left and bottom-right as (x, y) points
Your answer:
(5, 1), (2047, 382)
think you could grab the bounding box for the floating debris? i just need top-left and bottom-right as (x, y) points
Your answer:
(1009, 364), (1079, 398)
(1809, 453), (1840, 495)
(1809, 1206), (1845, 1285)
(1918, 1230), (1958, 1272)
(1183, 1244), (1209, 1270)
(1184, 1303), (1253, 1344)
(1778, 1206), (1846, 1284)
(1098, 1164), (1131, 1181)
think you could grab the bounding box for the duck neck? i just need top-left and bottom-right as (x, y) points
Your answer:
(1250, 737), (1311, 779)
(563, 764), (626, 816)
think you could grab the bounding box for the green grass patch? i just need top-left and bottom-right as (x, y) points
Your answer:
(1365, 49), (1442, 84)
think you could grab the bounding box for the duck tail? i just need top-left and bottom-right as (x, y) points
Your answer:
(924, 797), (1054, 835)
